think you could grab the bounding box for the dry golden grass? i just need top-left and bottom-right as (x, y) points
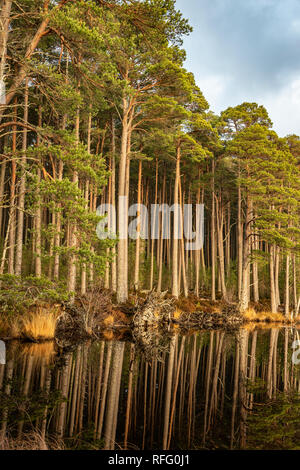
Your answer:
(243, 308), (293, 324)
(0, 306), (61, 341)
(21, 308), (60, 341)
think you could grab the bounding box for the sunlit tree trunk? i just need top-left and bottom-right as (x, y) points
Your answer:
(172, 144), (181, 298)
(179, 176), (188, 297)
(157, 169), (166, 293)
(35, 105), (42, 277)
(275, 245), (281, 307)
(110, 118), (117, 292)
(8, 100), (17, 274)
(238, 196), (251, 312)
(216, 195), (227, 301)
(67, 105), (80, 295)
(150, 159), (158, 291)
(15, 80), (28, 275)
(0, 148), (6, 237)
(0, 0), (12, 84)
(194, 183), (201, 297)
(211, 158), (216, 301)
(285, 253), (290, 317)
(237, 162), (243, 300)
(270, 244), (277, 313)
(117, 96), (130, 303)
(134, 160), (142, 290)
(81, 111), (92, 294)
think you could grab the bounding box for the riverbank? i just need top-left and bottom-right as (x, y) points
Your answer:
(0, 289), (298, 344)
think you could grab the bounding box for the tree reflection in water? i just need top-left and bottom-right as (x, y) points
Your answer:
(0, 327), (299, 450)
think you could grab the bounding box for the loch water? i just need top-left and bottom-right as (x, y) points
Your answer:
(0, 327), (300, 450)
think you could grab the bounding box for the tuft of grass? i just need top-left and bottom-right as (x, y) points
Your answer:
(21, 308), (60, 341)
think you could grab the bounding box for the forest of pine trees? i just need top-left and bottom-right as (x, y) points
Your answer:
(0, 0), (300, 315)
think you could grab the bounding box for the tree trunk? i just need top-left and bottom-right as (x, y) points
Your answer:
(81, 111), (92, 294)
(150, 159), (158, 291)
(237, 163), (243, 300)
(134, 160), (142, 290)
(111, 118), (117, 292)
(179, 176), (188, 298)
(275, 246), (281, 307)
(270, 245), (277, 313)
(35, 105), (42, 277)
(211, 159), (216, 301)
(194, 184), (201, 297)
(216, 195), (227, 301)
(293, 254), (298, 311)
(117, 97), (130, 303)
(15, 79), (29, 276)
(67, 106), (79, 294)
(157, 168), (166, 293)
(172, 143), (181, 298)
(0, 153), (6, 236)
(8, 100), (17, 274)
(0, 0), (12, 83)
(252, 231), (259, 303)
(53, 158), (63, 279)
(285, 253), (290, 317)
(238, 196), (251, 313)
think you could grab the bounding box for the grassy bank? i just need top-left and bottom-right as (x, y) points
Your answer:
(0, 307), (60, 341)
(0, 277), (298, 343)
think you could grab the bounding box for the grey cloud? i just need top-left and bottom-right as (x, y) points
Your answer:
(176, 0), (300, 94)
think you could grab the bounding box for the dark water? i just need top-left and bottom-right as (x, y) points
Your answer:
(0, 327), (300, 450)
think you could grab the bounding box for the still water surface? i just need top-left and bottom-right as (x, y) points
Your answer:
(0, 327), (300, 450)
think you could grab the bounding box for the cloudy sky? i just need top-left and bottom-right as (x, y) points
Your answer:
(175, 0), (300, 136)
